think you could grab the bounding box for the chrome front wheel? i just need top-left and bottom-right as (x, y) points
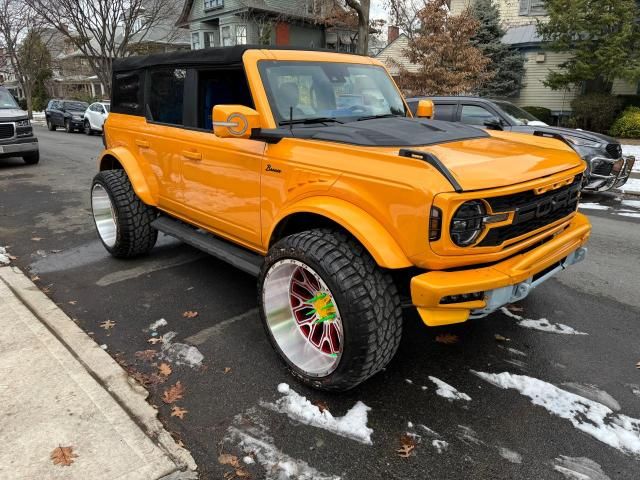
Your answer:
(91, 183), (117, 248)
(263, 258), (343, 377)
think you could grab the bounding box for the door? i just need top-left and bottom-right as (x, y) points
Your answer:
(52, 101), (64, 126)
(94, 104), (107, 130)
(460, 104), (498, 127)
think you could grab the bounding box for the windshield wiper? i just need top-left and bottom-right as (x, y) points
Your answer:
(355, 113), (402, 122)
(279, 117), (344, 126)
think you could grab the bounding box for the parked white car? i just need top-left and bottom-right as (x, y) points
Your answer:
(83, 102), (110, 135)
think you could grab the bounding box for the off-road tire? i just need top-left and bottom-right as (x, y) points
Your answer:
(91, 170), (157, 258)
(258, 228), (403, 391)
(84, 120), (93, 135)
(23, 151), (39, 165)
(46, 119), (55, 131)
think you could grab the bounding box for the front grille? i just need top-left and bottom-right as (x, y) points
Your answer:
(606, 143), (622, 159)
(0, 123), (15, 139)
(593, 162), (613, 176)
(478, 176), (581, 247)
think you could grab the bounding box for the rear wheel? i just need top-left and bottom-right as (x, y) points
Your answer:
(91, 170), (158, 258)
(259, 229), (403, 391)
(84, 120), (93, 135)
(23, 151), (39, 165)
(46, 119), (55, 131)
(64, 119), (72, 133)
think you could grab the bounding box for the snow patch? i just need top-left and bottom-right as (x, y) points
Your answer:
(147, 318), (168, 331)
(159, 331), (204, 368)
(578, 203), (611, 211)
(405, 378), (413, 384)
(498, 447), (522, 464)
(431, 439), (449, 453)
(0, 247), (10, 265)
(228, 426), (340, 480)
(561, 383), (620, 411)
(418, 424), (440, 438)
(472, 371), (640, 456)
(428, 376), (471, 401)
(622, 145), (640, 173)
(616, 212), (640, 218)
(457, 425), (484, 446)
(500, 307), (588, 335)
(621, 199), (640, 209)
(620, 178), (640, 193)
(553, 456), (611, 480)
(507, 347), (527, 357)
(264, 384), (373, 444)
(407, 421), (414, 429)
(242, 456), (255, 465)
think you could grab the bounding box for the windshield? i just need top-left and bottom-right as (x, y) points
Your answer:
(0, 90), (19, 109)
(493, 101), (542, 126)
(258, 61), (407, 125)
(64, 101), (89, 111)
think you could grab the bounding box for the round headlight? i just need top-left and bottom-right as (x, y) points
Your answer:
(450, 200), (486, 247)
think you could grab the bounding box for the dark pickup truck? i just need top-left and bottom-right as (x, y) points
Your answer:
(0, 86), (39, 165)
(406, 96), (635, 192)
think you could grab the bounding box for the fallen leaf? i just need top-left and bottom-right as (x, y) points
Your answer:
(31, 237), (43, 241)
(223, 367), (232, 374)
(219, 453), (241, 468)
(313, 400), (329, 413)
(162, 381), (185, 404)
(235, 468), (250, 477)
(435, 333), (459, 345)
(135, 350), (157, 361)
(50, 446), (78, 466)
(158, 362), (172, 376)
(68, 300), (77, 305)
(100, 320), (116, 330)
(42, 285), (52, 294)
(171, 405), (188, 419)
(506, 304), (524, 313)
(494, 334), (510, 342)
(147, 337), (163, 345)
(396, 443), (415, 458)
(182, 310), (199, 318)
(636, 361), (640, 369)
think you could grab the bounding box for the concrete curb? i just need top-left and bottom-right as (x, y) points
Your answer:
(0, 265), (197, 476)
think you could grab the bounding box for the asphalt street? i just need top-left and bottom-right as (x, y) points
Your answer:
(1, 126), (640, 479)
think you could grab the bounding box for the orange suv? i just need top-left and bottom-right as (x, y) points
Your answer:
(91, 46), (591, 390)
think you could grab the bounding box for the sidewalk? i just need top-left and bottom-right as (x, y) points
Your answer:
(0, 266), (197, 479)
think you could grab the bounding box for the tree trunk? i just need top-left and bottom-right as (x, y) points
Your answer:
(357, 2), (370, 55)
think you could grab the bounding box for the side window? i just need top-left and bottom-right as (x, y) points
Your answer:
(147, 68), (186, 125)
(433, 104), (457, 121)
(112, 71), (144, 115)
(461, 105), (495, 126)
(197, 68), (254, 130)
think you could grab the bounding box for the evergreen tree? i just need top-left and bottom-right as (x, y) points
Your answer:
(538, 0), (640, 92)
(471, 0), (525, 98)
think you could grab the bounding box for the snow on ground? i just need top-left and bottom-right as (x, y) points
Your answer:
(622, 145), (640, 173)
(553, 456), (611, 480)
(264, 383), (373, 444)
(472, 371), (640, 456)
(227, 426), (340, 480)
(498, 447), (523, 464)
(31, 111), (46, 126)
(561, 382), (621, 412)
(428, 376), (471, 401)
(431, 439), (449, 454)
(578, 203), (611, 211)
(616, 212), (640, 218)
(501, 307), (588, 335)
(146, 318), (168, 331)
(0, 247), (10, 265)
(622, 199), (640, 209)
(619, 178), (640, 194)
(158, 331), (204, 368)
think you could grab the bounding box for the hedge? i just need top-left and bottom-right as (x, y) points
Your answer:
(522, 106), (553, 124)
(610, 106), (640, 138)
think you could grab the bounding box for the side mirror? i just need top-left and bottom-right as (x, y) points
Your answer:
(484, 117), (503, 130)
(213, 105), (261, 139)
(415, 99), (434, 119)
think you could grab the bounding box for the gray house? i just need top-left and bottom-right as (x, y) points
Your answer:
(176, 0), (357, 52)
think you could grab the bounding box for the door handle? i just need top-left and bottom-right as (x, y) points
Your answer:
(182, 150), (202, 161)
(135, 139), (150, 148)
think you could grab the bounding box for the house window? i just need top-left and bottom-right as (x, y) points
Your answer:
(519, 0), (546, 16)
(192, 32), (201, 50)
(204, 31), (217, 48)
(203, 0), (223, 10)
(221, 26), (232, 46)
(236, 25), (247, 45)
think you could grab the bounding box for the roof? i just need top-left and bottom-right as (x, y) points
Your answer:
(503, 24), (542, 46)
(112, 45), (337, 72)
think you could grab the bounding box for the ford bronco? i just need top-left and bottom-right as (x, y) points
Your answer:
(91, 46), (591, 391)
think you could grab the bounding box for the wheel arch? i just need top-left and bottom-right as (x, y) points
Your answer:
(97, 147), (157, 206)
(269, 197), (412, 269)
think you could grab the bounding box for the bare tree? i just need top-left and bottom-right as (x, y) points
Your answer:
(344, 0), (370, 55)
(386, 0), (423, 41)
(0, 0), (50, 117)
(25, 0), (176, 92)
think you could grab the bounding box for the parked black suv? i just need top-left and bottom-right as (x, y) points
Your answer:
(45, 99), (89, 133)
(0, 86), (39, 165)
(406, 96), (635, 192)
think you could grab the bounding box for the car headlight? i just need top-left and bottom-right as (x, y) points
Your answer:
(16, 119), (30, 127)
(563, 135), (602, 149)
(450, 200), (486, 247)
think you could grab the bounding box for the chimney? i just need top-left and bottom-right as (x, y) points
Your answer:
(387, 25), (400, 44)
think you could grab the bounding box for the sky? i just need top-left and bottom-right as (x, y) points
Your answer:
(370, 0), (389, 22)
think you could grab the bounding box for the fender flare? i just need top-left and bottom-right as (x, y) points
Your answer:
(98, 147), (157, 206)
(271, 196), (412, 269)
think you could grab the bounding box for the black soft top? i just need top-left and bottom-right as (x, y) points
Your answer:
(112, 45), (333, 72)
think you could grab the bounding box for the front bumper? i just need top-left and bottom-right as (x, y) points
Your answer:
(0, 137), (39, 158)
(410, 212), (591, 326)
(584, 156), (635, 191)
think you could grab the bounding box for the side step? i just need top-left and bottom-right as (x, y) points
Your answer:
(151, 216), (264, 277)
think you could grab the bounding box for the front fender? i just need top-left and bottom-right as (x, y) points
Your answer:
(272, 196), (412, 269)
(98, 147), (158, 206)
